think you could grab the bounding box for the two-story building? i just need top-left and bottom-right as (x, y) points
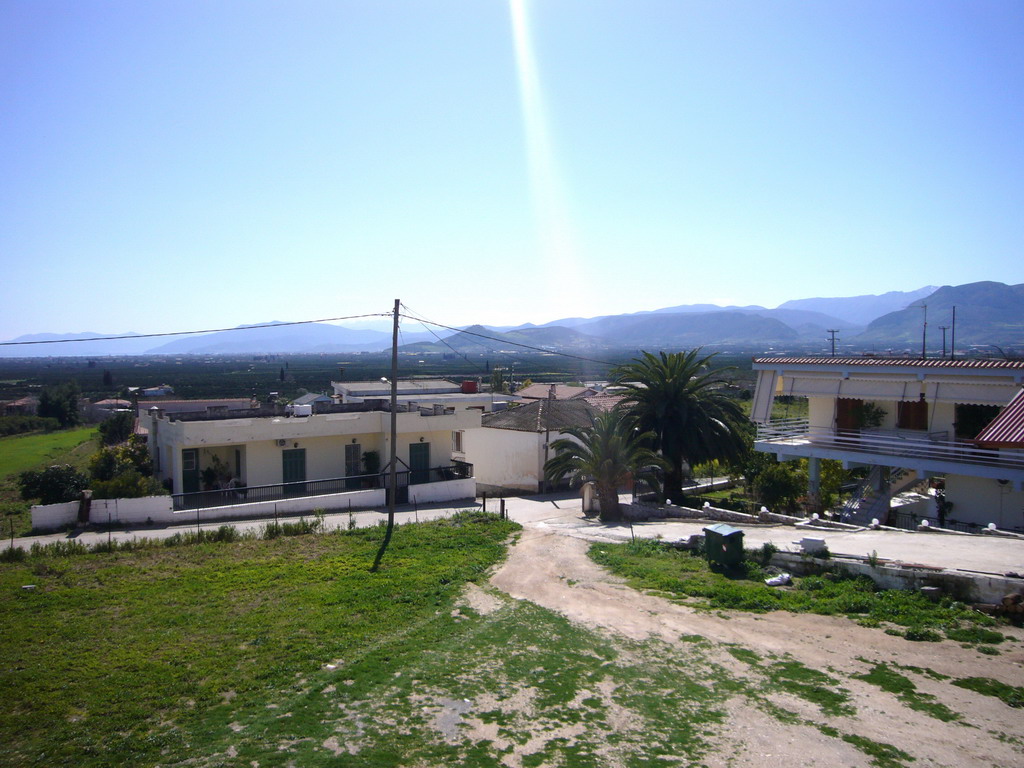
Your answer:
(749, 357), (1024, 531)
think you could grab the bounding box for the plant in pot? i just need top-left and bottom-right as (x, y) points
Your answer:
(362, 450), (381, 488)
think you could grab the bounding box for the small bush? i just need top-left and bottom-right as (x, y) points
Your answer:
(903, 627), (942, 642)
(945, 626), (1006, 645)
(1, 546), (27, 562)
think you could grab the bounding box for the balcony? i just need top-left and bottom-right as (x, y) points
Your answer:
(755, 418), (1024, 479)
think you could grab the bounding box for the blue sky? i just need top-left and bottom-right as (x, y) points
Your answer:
(2, 1), (1022, 339)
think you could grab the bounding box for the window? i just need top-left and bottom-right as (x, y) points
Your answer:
(897, 399), (928, 431)
(452, 430), (464, 453)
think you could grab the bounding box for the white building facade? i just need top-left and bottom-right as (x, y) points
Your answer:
(749, 357), (1024, 531)
(140, 402), (479, 508)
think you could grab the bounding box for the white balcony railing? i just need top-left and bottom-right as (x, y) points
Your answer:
(755, 418), (1024, 474)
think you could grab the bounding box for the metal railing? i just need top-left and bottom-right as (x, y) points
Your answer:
(755, 419), (1024, 473)
(886, 509), (989, 534)
(172, 462), (474, 511)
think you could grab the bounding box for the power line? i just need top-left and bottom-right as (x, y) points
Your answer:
(400, 303), (485, 366)
(0, 313), (390, 347)
(399, 314), (619, 366)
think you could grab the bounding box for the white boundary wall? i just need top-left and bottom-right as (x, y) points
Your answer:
(31, 478), (476, 531)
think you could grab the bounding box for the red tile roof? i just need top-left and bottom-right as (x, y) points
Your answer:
(974, 388), (1024, 448)
(754, 357), (1024, 370)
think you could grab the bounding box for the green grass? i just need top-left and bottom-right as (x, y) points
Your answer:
(0, 513), (519, 767)
(0, 426), (98, 479)
(853, 663), (960, 722)
(588, 539), (1006, 639)
(952, 677), (1024, 708)
(0, 426), (99, 536)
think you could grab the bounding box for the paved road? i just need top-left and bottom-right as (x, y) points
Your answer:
(6, 492), (1024, 577)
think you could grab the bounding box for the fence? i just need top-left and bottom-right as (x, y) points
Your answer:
(172, 463), (473, 511)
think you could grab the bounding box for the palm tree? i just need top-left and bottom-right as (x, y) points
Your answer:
(613, 349), (748, 502)
(543, 408), (667, 521)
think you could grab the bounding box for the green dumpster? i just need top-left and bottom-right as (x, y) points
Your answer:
(703, 523), (744, 569)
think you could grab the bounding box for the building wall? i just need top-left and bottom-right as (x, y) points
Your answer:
(945, 474), (1024, 530)
(142, 408), (479, 492)
(463, 427), (581, 493)
(463, 428), (544, 492)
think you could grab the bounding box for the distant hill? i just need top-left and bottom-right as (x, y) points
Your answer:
(571, 311), (799, 347)
(778, 286), (938, 326)
(855, 282), (1024, 349)
(8, 282), (1019, 357)
(0, 331), (156, 357)
(401, 325), (605, 354)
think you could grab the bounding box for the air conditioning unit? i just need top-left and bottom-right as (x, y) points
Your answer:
(276, 439), (287, 447)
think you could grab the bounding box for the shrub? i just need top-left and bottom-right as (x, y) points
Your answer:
(903, 627), (943, 642)
(98, 411), (134, 445)
(18, 465), (89, 505)
(0, 415), (60, 437)
(944, 626), (1006, 645)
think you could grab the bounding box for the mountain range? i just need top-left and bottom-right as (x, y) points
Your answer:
(3, 282), (1021, 357)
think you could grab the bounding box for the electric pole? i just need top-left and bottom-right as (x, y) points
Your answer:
(372, 298), (400, 572)
(939, 326), (949, 359)
(920, 304), (927, 359)
(827, 329), (839, 357)
(950, 306), (956, 359)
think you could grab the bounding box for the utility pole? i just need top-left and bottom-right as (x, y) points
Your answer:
(920, 304), (927, 359)
(950, 306), (956, 359)
(826, 329), (840, 357)
(372, 298), (400, 572)
(939, 326), (949, 359)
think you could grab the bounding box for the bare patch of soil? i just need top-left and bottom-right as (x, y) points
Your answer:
(490, 527), (1024, 767)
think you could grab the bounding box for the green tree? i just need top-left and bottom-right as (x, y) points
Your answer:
(88, 434), (163, 498)
(753, 462), (806, 512)
(613, 350), (748, 502)
(98, 410), (134, 445)
(92, 470), (164, 499)
(38, 381), (82, 428)
(90, 434), (153, 482)
(490, 368), (508, 393)
(543, 408), (667, 521)
(18, 465), (89, 505)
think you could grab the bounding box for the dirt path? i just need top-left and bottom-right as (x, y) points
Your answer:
(491, 527), (1024, 767)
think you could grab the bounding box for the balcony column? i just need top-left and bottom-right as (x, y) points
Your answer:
(807, 457), (822, 513)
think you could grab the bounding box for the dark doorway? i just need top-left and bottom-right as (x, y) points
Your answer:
(954, 403), (1002, 439)
(409, 442), (430, 485)
(836, 399), (862, 431)
(345, 443), (362, 489)
(282, 448), (307, 496)
(182, 448), (200, 494)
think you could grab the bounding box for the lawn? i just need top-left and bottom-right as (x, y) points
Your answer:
(0, 426), (98, 536)
(0, 426), (98, 479)
(589, 538), (1010, 645)
(4, 518), (1021, 767)
(0, 514), (519, 767)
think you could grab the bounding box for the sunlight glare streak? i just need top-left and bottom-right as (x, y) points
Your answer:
(509, 0), (586, 309)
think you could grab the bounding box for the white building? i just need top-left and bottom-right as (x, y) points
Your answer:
(332, 378), (520, 412)
(462, 398), (615, 494)
(140, 401), (479, 507)
(749, 356), (1024, 531)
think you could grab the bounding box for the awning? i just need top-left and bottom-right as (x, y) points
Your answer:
(837, 379), (920, 401)
(924, 381), (1019, 406)
(781, 375), (842, 397)
(750, 370), (779, 423)
(975, 388), (1024, 448)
